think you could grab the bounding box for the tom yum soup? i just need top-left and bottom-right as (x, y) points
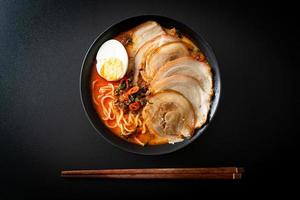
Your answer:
(91, 21), (213, 146)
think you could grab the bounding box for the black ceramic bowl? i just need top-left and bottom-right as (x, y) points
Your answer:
(80, 15), (221, 155)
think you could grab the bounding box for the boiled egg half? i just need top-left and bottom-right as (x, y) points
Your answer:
(96, 39), (128, 81)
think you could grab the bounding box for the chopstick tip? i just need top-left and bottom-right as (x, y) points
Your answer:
(233, 173), (242, 180)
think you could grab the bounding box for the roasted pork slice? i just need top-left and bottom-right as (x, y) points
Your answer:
(150, 75), (211, 128)
(142, 91), (195, 144)
(142, 42), (189, 82)
(151, 57), (213, 95)
(129, 21), (165, 57)
(133, 34), (179, 84)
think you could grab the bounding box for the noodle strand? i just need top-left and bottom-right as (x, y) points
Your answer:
(93, 82), (145, 137)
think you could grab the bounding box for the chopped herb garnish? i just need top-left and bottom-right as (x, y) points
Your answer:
(115, 82), (126, 95)
(129, 95), (135, 103)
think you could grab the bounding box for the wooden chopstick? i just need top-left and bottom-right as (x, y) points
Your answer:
(61, 167), (243, 180)
(61, 173), (242, 179)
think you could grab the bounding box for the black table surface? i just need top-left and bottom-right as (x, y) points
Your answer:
(1, 0), (298, 197)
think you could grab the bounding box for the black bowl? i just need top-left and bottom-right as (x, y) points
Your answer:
(80, 15), (221, 155)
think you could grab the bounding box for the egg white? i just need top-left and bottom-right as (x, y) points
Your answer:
(96, 39), (128, 81)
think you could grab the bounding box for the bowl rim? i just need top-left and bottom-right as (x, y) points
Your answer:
(80, 15), (221, 155)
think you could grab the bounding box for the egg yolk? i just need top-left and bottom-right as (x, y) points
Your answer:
(100, 58), (124, 81)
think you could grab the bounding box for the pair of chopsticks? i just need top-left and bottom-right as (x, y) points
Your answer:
(61, 167), (244, 180)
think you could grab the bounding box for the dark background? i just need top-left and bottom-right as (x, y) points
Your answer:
(0, 0), (298, 198)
